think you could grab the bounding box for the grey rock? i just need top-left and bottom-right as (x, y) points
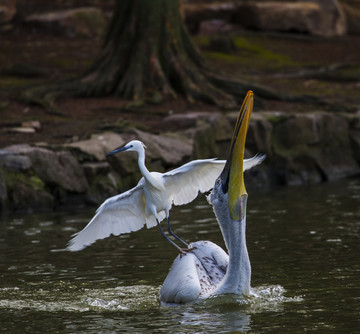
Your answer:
(4, 145), (88, 193)
(186, 122), (218, 159)
(0, 153), (32, 172)
(127, 129), (193, 167)
(247, 112), (273, 157)
(86, 171), (121, 205)
(25, 7), (107, 38)
(8, 182), (54, 212)
(0, 171), (7, 202)
(350, 130), (360, 163)
(164, 113), (200, 129)
(198, 19), (236, 35)
(82, 161), (112, 179)
(1, 106), (360, 213)
(340, 0), (360, 34)
(65, 132), (125, 161)
(234, 1), (346, 37)
(272, 112), (360, 183)
(0, 0), (16, 25)
(184, 2), (236, 33)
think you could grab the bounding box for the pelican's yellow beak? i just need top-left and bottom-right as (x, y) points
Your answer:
(220, 91), (253, 220)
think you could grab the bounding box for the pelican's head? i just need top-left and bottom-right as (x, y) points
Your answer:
(106, 140), (146, 156)
(210, 91), (253, 222)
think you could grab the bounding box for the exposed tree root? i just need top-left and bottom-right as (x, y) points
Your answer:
(20, 0), (327, 113)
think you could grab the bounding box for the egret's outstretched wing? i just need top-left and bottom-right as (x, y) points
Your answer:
(67, 181), (147, 251)
(163, 155), (264, 207)
(163, 159), (224, 206)
(244, 154), (266, 171)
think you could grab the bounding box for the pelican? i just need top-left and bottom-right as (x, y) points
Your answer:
(67, 111), (264, 252)
(159, 90), (256, 304)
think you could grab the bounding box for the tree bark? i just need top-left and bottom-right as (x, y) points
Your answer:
(23, 0), (286, 111)
(78, 0), (244, 108)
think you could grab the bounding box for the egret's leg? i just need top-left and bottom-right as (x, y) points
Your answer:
(155, 218), (187, 253)
(166, 217), (188, 247)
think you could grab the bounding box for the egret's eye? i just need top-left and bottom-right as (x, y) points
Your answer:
(216, 178), (221, 185)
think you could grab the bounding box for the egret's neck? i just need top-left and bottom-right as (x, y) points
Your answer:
(137, 147), (151, 179)
(212, 199), (251, 296)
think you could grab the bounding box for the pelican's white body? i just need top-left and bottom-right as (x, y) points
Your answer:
(159, 184), (251, 304)
(159, 240), (229, 303)
(67, 140), (264, 252)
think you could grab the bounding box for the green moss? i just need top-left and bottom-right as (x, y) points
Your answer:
(273, 77), (347, 100)
(195, 34), (297, 70)
(265, 113), (289, 125)
(314, 65), (360, 82)
(28, 176), (46, 191)
(74, 11), (106, 37)
(233, 37), (293, 63)
(192, 35), (210, 47)
(2, 169), (45, 191)
(50, 58), (93, 69)
(0, 102), (9, 111)
(0, 76), (40, 88)
(204, 48), (295, 71)
(204, 52), (241, 64)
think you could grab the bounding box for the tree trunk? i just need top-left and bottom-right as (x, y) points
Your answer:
(23, 0), (288, 111)
(78, 0), (243, 108)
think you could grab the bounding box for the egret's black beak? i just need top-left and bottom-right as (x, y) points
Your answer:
(106, 145), (129, 157)
(220, 90), (253, 220)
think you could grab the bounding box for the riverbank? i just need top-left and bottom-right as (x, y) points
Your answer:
(1, 2), (360, 212)
(1, 108), (360, 213)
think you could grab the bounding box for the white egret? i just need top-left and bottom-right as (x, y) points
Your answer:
(67, 115), (264, 252)
(159, 90), (256, 304)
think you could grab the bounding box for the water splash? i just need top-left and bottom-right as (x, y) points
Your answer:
(0, 285), (160, 313)
(0, 282), (301, 314)
(247, 284), (303, 313)
(162, 284), (302, 313)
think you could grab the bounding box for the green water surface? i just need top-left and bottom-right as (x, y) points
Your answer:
(1, 179), (359, 333)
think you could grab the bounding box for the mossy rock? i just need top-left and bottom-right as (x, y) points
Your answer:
(312, 64), (360, 82)
(86, 171), (121, 205)
(1, 168), (54, 211)
(190, 121), (217, 159)
(271, 112), (360, 181)
(2, 169), (45, 191)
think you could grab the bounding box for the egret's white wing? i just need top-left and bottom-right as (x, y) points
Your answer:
(163, 159), (224, 206)
(163, 155), (264, 207)
(243, 154), (266, 171)
(67, 181), (147, 251)
(145, 209), (166, 228)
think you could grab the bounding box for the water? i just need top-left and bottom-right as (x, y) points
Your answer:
(1, 178), (359, 333)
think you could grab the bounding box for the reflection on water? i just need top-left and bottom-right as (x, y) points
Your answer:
(0, 178), (359, 333)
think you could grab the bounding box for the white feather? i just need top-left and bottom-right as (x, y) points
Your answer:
(67, 181), (146, 251)
(164, 155), (264, 206)
(159, 240), (229, 304)
(66, 139), (265, 252)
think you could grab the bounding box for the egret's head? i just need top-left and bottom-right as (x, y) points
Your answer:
(210, 91), (253, 221)
(106, 140), (146, 156)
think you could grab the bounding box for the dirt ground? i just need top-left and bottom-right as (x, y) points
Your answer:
(1, 2), (360, 149)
